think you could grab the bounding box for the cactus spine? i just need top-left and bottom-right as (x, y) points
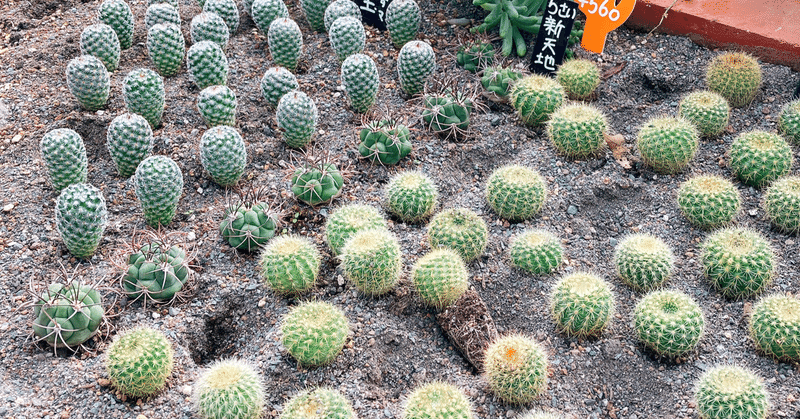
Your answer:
(509, 75), (565, 126)
(40, 128), (87, 191)
(55, 183), (107, 259)
(545, 103), (608, 158)
(555, 58), (600, 101)
(220, 200), (279, 252)
(358, 119), (412, 165)
(678, 90), (731, 137)
(778, 99), (800, 144)
(32, 281), (103, 348)
(122, 241), (190, 302)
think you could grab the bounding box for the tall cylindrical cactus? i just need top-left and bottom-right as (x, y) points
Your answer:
(276, 90), (317, 148)
(268, 18), (303, 72)
(66, 55), (110, 111)
(251, 0), (289, 35)
(147, 23), (185, 77)
(187, 40), (229, 90)
(200, 125), (247, 186)
(191, 12), (230, 50)
(98, 0), (134, 50)
(123, 68), (165, 128)
(80, 23), (121, 72)
(397, 40), (435, 96)
(55, 183), (108, 259)
(134, 155), (184, 227)
(40, 128), (87, 191)
(340, 53), (379, 113)
(386, 0), (420, 49)
(299, 0), (332, 32)
(106, 113), (154, 178)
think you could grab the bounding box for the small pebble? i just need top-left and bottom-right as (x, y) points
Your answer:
(567, 205), (578, 215)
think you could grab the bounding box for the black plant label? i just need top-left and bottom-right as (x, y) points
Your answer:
(530, 0), (577, 75)
(351, 0), (390, 30)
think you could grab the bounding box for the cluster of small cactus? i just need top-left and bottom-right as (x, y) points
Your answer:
(204, 0), (239, 34)
(106, 113), (154, 178)
(32, 281), (103, 348)
(56, 183), (108, 258)
(187, 41), (229, 90)
(677, 175), (741, 229)
(324, 0), (360, 32)
(220, 195), (280, 252)
(763, 175), (800, 233)
(411, 248), (469, 309)
(550, 272), (614, 337)
(67, 55), (110, 111)
(197, 85), (238, 127)
(80, 23), (121, 72)
(144, 3), (180, 31)
(269, 18), (303, 71)
(193, 359), (265, 419)
(40, 128), (87, 191)
(290, 160), (344, 206)
(147, 23), (185, 77)
(258, 235), (320, 295)
(340, 228), (402, 295)
(358, 119), (412, 165)
(778, 99), (800, 144)
(509, 229), (563, 275)
(324, 203), (387, 255)
(545, 103), (608, 158)
(252, 0), (289, 35)
(748, 293), (800, 361)
(134, 155), (184, 227)
(200, 126), (247, 186)
(633, 290), (705, 357)
(426, 208), (487, 262)
(510, 75), (565, 126)
(122, 240), (190, 303)
(422, 92), (473, 140)
(555, 59), (600, 101)
(276, 90), (318, 148)
(340, 53), (379, 113)
(678, 90), (730, 137)
(613, 233), (674, 291)
(402, 382), (473, 419)
(99, 0), (134, 50)
(485, 165), (547, 222)
(281, 300), (349, 366)
(105, 327), (174, 398)
(636, 116), (699, 174)
(191, 12), (230, 49)
(386, 0), (421, 49)
(456, 40), (494, 73)
(383, 171), (439, 223)
(123, 68), (165, 128)
(281, 387), (356, 419)
(728, 130), (793, 187)
(706, 52), (762, 108)
(260, 66), (299, 107)
(480, 66), (522, 100)
(397, 40), (436, 95)
(484, 334), (548, 404)
(329, 16), (365, 61)
(694, 366), (770, 419)
(701, 227), (775, 299)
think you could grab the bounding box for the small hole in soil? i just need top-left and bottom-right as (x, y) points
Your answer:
(187, 298), (244, 365)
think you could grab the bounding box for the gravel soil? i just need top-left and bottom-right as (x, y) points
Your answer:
(0, 0), (799, 418)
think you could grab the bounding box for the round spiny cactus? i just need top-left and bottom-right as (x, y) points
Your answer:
(485, 165), (547, 222)
(258, 235), (320, 295)
(105, 327), (174, 398)
(412, 248), (469, 310)
(613, 233), (674, 291)
(200, 126), (247, 187)
(134, 155), (184, 227)
(123, 68), (165, 129)
(701, 227), (775, 299)
(421, 92), (473, 140)
(517, 411), (565, 419)
(509, 75), (565, 126)
(329, 16), (365, 61)
(40, 128), (87, 191)
(193, 359), (265, 419)
(107, 113), (154, 178)
(397, 40), (435, 96)
(678, 90), (731, 137)
(55, 183), (107, 259)
(636, 116), (699, 174)
(191, 12), (230, 49)
(269, 18), (303, 72)
(281, 387), (355, 419)
(187, 40), (229, 90)
(546, 103), (608, 158)
(290, 162), (344, 206)
(484, 334), (548, 404)
(481, 66), (522, 100)
(32, 281), (103, 348)
(281, 301), (349, 367)
(147, 23), (185, 77)
(197, 85), (237, 127)
(341, 53), (379, 113)
(402, 382), (473, 419)
(777, 99), (800, 145)
(260, 66), (298, 107)
(220, 199), (279, 252)
(358, 119), (412, 165)
(80, 23), (121, 72)
(203, 0), (239, 35)
(456, 40), (494, 73)
(555, 58), (600, 101)
(122, 241), (190, 303)
(386, 0), (421, 49)
(550, 272), (614, 337)
(66, 55), (110, 111)
(694, 366), (769, 419)
(276, 90), (317, 148)
(324, 203), (387, 256)
(252, 0), (289, 35)
(426, 208), (487, 262)
(509, 229), (563, 275)
(763, 175), (800, 234)
(634, 290), (705, 357)
(677, 174), (741, 230)
(341, 228), (402, 296)
(384, 171), (439, 223)
(706, 52), (762, 108)
(324, 0), (360, 32)
(728, 130), (793, 188)
(748, 293), (800, 362)
(99, 0), (134, 50)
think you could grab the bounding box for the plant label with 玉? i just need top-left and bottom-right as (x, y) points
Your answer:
(529, 0), (578, 75)
(577, 0), (636, 54)
(352, 0), (389, 30)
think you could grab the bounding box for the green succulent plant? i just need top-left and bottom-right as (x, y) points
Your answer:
(517, 411), (565, 419)
(634, 290), (705, 357)
(777, 99), (800, 144)
(80, 23), (121, 72)
(123, 68), (165, 129)
(694, 366), (769, 419)
(341, 228), (402, 296)
(260, 66), (299, 107)
(187, 40), (229, 90)
(456, 40), (494, 73)
(613, 233), (674, 291)
(748, 293), (800, 362)
(99, 0), (134, 50)
(290, 161), (344, 206)
(200, 125), (247, 187)
(106, 113), (154, 178)
(509, 229), (563, 275)
(203, 0), (239, 34)
(324, 0), (360, 32)
(422, 92), (473, 140)
(677, 174), (741, 230)
(550, 272), (614, 337)
(191, 12), (230, 49)
(40, 128), (87, 191)
(122, 240), (191, 303)
(55, 183), (107, 259)
(412, 248), (469, 310)
(324, 203), (387, 255)
(105, 327), (174, 398)
(484, 334), (548, 404)
(340, 53), (379, 113)
(728, 130), (793, 188)
(134, 155), (184, 227)
(281, 387), (356, 419)
(546, 103), (608, 158)
(386, 0), (421, 49)
(269, 18), (303, 71)
(258, 235), (320, 295)
(193, 359), (265, 419)
(252, 0), (289, 35)
(329, 16), (365, 61)
(426, 208), (487, 262)
(144, 3), (180, 31)
(556, 59), (600, 101)
(485, 164), (547, 222)
(299, 0), (332, 32)
(481, 66), (522, 100)
(147, 23), (185, 77)
(66, 55), (110, 111)
(701, 227), (775, 299)
(220, 195), (280, 252)
(678, 90), (731, 137)
(384, 171), (439, 223)
(32, 281), (103, 348)
(276, 90), (317, 148)
(763, 175), (800, 234)
(197, 85), (237, 127)
(358, 119), (412, 165)
(402, 382), (474, 419)
(706, 52), (762, 108)
(397, 40), (435, 96)
(636, 116), (699, 174)
(510, 74), (565, 126)
(281, 301), (349, 366)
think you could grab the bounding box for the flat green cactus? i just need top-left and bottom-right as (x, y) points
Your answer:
(358, 119), (412, 165)
(122, 240), (190, 303)
(220, 195), (280, 252)
(290, 161), (344, 206)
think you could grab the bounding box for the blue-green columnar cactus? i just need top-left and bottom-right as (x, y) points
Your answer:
(329, 16), (365, 61)
(187, 40), (229, 90)
(397, 40), (435, 96)
(386, 0), (420, 49)
(80, 23), (121, 72)
(340, 53), (379, 113)
(193, 359), (265, 419)
(281, 387), (356, 419)
(105, 327), (174, 398)
(40, 128), (87, 191)
(748, 293), (800, 362)
(134, 155), (184, 227)
(694, 366), (769, 419)
(728, 130), (793, 188)
(200, 126), (247, 187)
(701, 227), (775, 299)
(197, 85), (237, 127)
(66, 55), (110, 111)
(324, 0), (360, 32)
(484, 334), (548, 404)
(258, 235), (320, 294)
(203, 0), (239, 34)
(299, 0), (332, 32)
(260, 66), (298, 107)
(358, 119), (412, 165)
(106, 113), (154, 178)
(55, 183), (107, 259)
(268, 18), (303, 72)
(123, 68), (165, 128)
(485, 165), (547, 222)
(634, 290), (705, 357)
(252, 0), (289, 35)
(276, 90), (318, 148)
(147, 23), (185, 77)
(384, 171), (439, 223)
(191, 12), (230, 50)
(99, 0), (134, 50)
(402, 382), (474, 419)
(550, 272), (614, 337)
(32, 281), (103, 348)
(281, 301), (349, 366)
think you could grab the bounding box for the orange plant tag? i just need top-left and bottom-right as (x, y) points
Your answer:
(576, 0), (637, 53)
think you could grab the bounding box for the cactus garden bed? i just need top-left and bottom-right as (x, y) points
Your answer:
(0, 0), (799, 418)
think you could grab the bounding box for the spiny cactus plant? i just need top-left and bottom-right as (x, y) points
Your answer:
(187, 40), (229, 90)
(694, 366), (769, 419)
(281, 387), (355, 419)
(484, 334), (548, 404)
(728, 130), (793, 188)
(701, 227), (775, 299)
(324, 0), (360, 32)
(678, 90), (731, 137)
(123, 68), (165, 128)
(260, 66), (298, 107)
(634, 290), (705, 357)
(546, 103), (608, 158)
(422, 91), (473, 140)
(269, 18), (303, 71)
(258, 235), (320, 294)
(358, 118), (412, 165)
(456, 40), (494, 73)
(706, 52), (762, 108)
(517, 411), (565, 419)
(613, 233), (674, 292)
(509, 74), (565, 126)
(56, 183), (107, 259)
(636, 116), (699, 174)
(290, 159), (344, 206)
(276, 90), (317, 147)
(150, 0), (178, 9)
(197, 85), (237, 127)
(329, 16), (365, 61)
(412, 248), (469, 309)
(550, 272), (614, 337)
(200, 126), (247, 186)
(324, 203), (387, 256)
(32, 281), (103, 348)
(191, 12), (230, 50)
(204, 0), (239, 34)
(147, 23), (185, 77)
(220, 190), (280, 252)
(193, 359), (265, 419)
(145, 3), (180, 30)
(40, 128), (87, 191)
(386, 0), (420, 49)
(122, 237), (191, 303)
(481, 65), (522, 101)
(677, 174), (741, 230)
(105, 327), (174, 398)
(384, 170), (439, 223)
(341, 228), (402, 296)
(748, 293), (800, 362)
(99, 0), (134, 50)
(397, 40), (435, 96)
(403, 382), (474, 419)
(66, 55), (110, 111)
(80, 23), (121, 72)
(341, 53), (379, 113)
(509, 229), (562, 275)
(426, 208), (487, 262)
(107, 113), (154, 178)
(251, 0), (289, 35)
(556, 59), (600, 101)
(763, 175), (800, 234)
(299, 0), (332, 32)
(778, 99), (800, 144)
(485, 164), (547, 222)
(281, 301), (349, 366)
(134, 155), (184, 227)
